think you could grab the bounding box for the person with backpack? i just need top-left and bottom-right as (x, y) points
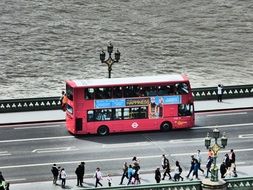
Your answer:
(173, 161), (183, 181)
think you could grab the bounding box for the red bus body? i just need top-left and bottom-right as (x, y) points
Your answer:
(65, 74), (195, 135)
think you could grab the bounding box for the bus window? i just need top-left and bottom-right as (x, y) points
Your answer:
(130, 107), (148, 119)
(113, 108), (123, 120)
(85, 88), (95, 100)
(87, 110), (94, 122)
(113, 87), (123, 98)
(123, 108), (130, 119)
(146, 86), (157, 96)
(66, 104), (73, 114)
(176, 83), (189, 94)
(95, 88), (112, 99)
(94, 109), (112, 121)
(178, 104), (193, 116)
(66, 85), (73, 101)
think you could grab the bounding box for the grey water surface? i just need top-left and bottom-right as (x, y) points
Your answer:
(0, 0), (252, 99)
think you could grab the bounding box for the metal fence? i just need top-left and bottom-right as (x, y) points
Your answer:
(73, 177), (253, 190)
(0, 84), (252, 113)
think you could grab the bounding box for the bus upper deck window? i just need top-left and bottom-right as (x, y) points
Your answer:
(176, 83), (189, 94)
(85, 88), (95, 99)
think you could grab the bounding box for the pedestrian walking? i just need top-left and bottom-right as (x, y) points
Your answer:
(191, 159), (199, 180)
(132, 156), (141, 184)
(162, 160), (172, 180)
(223, 153), (231, 170)
(107, 174), (112, 187)
(161, 154), (169, 169)
(0, 172), (4, 182)
(229, 149), (237, 177)
(60, 91), (68, 111)
(51, 164), (59, 185)
(217, 84), (223, 102)
(155, 167), (161, 183)
(205, 156), (213, 178)
(75, 164), (83, 187)
(173, 161), (183, 181)
(220, 162), (227, 178)
(186, 155), (196, 178)
(94, 167), (103, 187)
(127, 165), (135, 185)
(60, 168), (67, 188)
(196, 150), (205, 175)
(119, 162), (128, 185)
(0, 172), (8, 190)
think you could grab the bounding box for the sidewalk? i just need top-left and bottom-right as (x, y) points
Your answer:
(0, 98), (253, 125)
(10, 165), (253, 190)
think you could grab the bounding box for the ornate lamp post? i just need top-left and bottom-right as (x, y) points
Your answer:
(100, 42), (120, 78)
(204, 128), (228, 182)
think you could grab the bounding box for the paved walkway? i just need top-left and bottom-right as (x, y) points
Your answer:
(0, 97), (253, 125)
(1, 97), (253, 189)
(10, 165), (253, 190)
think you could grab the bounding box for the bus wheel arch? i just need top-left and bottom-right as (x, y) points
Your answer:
(160, 121), (172, 132)
(97, 125), (110, 136)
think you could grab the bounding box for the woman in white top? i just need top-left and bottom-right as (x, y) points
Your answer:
(60, 168), (67, 188)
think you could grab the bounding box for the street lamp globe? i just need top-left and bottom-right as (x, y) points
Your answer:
(221, 132), (228, 148)
(213, 128), (220, 139)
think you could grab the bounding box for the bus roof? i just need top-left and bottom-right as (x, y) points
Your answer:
(67, 74), (189, 88)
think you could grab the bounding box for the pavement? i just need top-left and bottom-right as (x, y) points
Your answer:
(0, 97), (253, 189)
(9, 165), (253, 190)
(0, 97), (253, 125)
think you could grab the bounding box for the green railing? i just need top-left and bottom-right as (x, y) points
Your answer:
(0, 84), (252, 113)
(0, 97), (61, 113)
(192, 84), (253, 100)
(80, 181), (202, 190)
(225, 177), (253, 190)
(74, 177), (253, 190)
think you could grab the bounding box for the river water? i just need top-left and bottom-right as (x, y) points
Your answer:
(0, 0), (252, 99)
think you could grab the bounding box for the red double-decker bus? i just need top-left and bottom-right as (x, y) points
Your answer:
(65, 74), (194, 135)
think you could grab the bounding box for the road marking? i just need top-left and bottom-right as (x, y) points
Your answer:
(0, 151), (11, 156)
(0, 136), (74, 143)
(7, 178), (26, 182)
(205, 112), (248, 117)
(192, 123), (253, 130)
(0, 148), (251, 170)
(169, 138), (203, 143)
(32, 146), (79, 153)
(238, 134), (253, 138)
(14, 124), (62, 130)
(102, 142), (150, 148)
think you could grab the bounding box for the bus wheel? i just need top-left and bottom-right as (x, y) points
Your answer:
(97, 125), (109, 136)
(160, 122), (172, 132)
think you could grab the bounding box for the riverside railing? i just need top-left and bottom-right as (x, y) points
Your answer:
(0, 84), (252, 113)
(75, 176), (253, 190)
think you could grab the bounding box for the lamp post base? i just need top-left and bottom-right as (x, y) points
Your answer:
(202, 178), (227, 190)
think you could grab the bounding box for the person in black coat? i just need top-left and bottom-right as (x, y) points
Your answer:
(80, 162), (85, 185)
(51, 164), (59, 185)
(155, 167), (161, 183)
(75, 164), (83, 187)
(220, 162), (227, 178)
